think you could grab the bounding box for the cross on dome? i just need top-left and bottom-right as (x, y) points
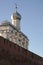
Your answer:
(15, 3), (18, 12)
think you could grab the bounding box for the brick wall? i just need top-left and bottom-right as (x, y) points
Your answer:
(0, 36), (43, 65)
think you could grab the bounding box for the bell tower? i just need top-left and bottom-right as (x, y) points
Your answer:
(11, 4), (21, 30)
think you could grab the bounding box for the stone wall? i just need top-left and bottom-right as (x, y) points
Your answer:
(0, 36), (43, 65)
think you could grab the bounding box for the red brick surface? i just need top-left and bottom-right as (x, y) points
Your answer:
(0, 36), (43, 65)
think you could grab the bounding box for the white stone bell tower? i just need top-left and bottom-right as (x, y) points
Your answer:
(11, 4), (21, 30)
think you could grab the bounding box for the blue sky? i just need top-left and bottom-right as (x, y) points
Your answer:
(0, 0), (43, 57)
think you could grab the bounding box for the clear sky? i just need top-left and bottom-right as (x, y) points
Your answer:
(0, 0), (43, 57)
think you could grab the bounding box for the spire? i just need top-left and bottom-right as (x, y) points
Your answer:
(15, 3), (17, 12)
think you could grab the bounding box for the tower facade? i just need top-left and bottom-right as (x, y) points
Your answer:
(0, 6), (29, 50)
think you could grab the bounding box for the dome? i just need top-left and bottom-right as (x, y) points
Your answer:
(1, 20), (11, 25)
(11, 11), (21, 20)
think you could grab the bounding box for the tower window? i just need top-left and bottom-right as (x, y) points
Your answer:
(15, 32), (17, 35)
(18, 39), (21, 42)
(19, 34), (21, 37)
(23, 38), (25, 41)
(11, 30), (13, 33)
(14, 37), (17, 43)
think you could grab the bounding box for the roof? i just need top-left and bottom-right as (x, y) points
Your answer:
(12, 11), (21, 20)
(1, 20), (11, 25)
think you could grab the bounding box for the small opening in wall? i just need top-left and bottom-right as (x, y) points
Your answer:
(23, 38), (25, 41)
(18, 39), (21, 42)
(11, 30), (13, 33)
(15, 32), (17, 35)
(19, 34), (21, 37)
